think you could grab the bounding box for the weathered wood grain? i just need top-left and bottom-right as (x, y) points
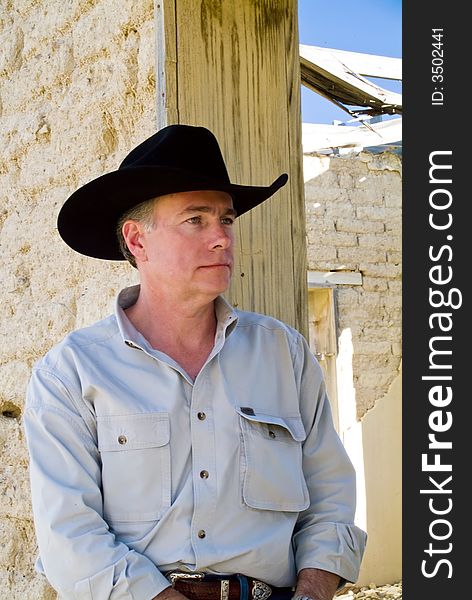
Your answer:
(156, 0), (308, 335)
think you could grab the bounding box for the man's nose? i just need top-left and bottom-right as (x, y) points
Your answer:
(209, 222), (233, 250)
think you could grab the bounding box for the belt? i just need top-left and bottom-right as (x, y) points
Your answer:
(167, 572), (294, 600)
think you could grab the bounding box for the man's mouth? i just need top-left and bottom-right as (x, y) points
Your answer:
(200, 264), (231, 270)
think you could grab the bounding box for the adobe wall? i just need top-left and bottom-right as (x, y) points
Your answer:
(0, 1), (155, 596)
(304, 151), (402, 418)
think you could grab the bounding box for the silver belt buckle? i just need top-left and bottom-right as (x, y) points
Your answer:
(168, 571), (230, 600)
(252, 580), (272, 600)
(168, 572), (205, 586)
(221, 579), (230, 600)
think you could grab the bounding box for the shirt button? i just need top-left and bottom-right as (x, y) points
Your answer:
(200, 470), (209, 479)
(197, 412), (206, 421)
(269, 431), (276, 439)
(118, 435), (127, 445)
(198, 530), (206, 539)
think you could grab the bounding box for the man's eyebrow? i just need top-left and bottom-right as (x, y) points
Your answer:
(179, 205), (238, 217)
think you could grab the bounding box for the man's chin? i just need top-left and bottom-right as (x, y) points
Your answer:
(199, 278), (232, 297)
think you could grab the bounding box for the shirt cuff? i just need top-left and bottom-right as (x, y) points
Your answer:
(294, 522), (367, 585)
(74, 552), (171, 599)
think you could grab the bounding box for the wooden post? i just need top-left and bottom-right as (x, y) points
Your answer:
(156, 0), (308, 336)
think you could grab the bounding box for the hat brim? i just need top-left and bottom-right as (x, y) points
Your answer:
(57, 166), (288, 260)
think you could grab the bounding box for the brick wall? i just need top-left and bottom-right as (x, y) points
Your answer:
(304, 151), (402, 417)
(0, 1), (155, 596)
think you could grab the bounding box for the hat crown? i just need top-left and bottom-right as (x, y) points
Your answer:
(120, 124), (231, 184)
(58, 123), (288, 261)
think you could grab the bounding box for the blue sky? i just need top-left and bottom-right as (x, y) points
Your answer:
(298, 0), (402, 124)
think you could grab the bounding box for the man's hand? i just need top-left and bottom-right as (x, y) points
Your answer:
(152, 586), (189, 600)
(294, 568), (340, 600)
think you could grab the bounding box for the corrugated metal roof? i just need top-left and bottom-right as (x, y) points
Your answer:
(300, 44), (402, 118)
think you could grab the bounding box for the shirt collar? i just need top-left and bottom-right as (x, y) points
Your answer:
(114, 285), (238, 349)
(214, 294), (239, 341)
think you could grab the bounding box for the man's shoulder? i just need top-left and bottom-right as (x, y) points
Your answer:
(65, 313), (118, 345)
(234, 308), (302, 340)
(36, 313), (119, 369)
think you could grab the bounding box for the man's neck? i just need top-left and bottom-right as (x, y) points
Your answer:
(124, 285), (218, 379)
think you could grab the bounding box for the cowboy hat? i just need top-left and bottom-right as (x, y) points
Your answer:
(57, 124), (288, 260)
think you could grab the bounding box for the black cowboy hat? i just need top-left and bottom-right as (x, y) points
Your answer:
(57, 124), (288, 260)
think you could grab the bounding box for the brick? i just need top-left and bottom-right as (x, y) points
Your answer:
(337, 247), (387, 265)
(362, 276), (388, 292)
(307, 244), (337, 262)
(358, 290), (383, 309)
(387, 251), (402, 265)
(337, 306), (381, 325)
(304, 201), (326, 218)
(325, 204), (356, 222)
(338, 173), (354, 188)
(305, 185), (349, 204)
(353, 353), (400, 374)
(359, 262), (401, 278)
(384, 191), (402, 208)
(335, 218), (384, 234)
(355, 340), (392, 355)
(318, 231), (358, 248)
(356, 371), (396, 391)
(336, 288), (360, 306)
(309, 215), (330, 232)
(362, 325), (401, 342)
(347, 187), (384, 206)
(358, 233), (401, 251)
(385, 217), (403, 233)
(381, 295), (402, 310)
(356, 205), (401, 222)
(309, 259), (341, 272)
(305, 221), (334, 235)
(387, 279), (402, 293)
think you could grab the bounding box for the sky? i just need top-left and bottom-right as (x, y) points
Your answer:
(297, 0), (402, 124)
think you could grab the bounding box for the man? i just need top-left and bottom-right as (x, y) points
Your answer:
(24, 124), (366, 600)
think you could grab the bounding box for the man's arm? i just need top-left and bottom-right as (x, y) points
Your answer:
(294, 568), (340, 600)
(24, 366), (169, 599)
(291, 334), (367, 588)
(153, 588), (189, 600)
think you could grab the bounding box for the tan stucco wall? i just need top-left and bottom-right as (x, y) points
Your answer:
(304, 150), (402, 585)
(0, 1), (155, 596)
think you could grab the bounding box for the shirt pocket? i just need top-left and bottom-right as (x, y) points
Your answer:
(236, 408), (310, 512)
(97, 412), (171, 522)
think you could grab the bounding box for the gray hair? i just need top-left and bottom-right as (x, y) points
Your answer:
(116, 197), (158, 268)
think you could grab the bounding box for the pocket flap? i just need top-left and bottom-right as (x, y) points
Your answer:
(236, 407), (306, 442)
(97, 413), (170, 451)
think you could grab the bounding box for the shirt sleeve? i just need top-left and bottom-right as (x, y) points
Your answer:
(291, 334), (367, 585)
(23, 365), (171, 600)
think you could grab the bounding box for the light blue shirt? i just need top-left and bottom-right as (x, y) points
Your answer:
(24, 285), (366, 599)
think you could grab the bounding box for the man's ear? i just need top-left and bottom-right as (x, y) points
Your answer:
(122, 220), (148, 264)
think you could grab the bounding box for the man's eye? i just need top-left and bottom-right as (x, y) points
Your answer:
(221, 217), (234, 225)
(187, 216), (201, 224)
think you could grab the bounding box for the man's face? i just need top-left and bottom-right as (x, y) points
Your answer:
(138, 190), (236, 302)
